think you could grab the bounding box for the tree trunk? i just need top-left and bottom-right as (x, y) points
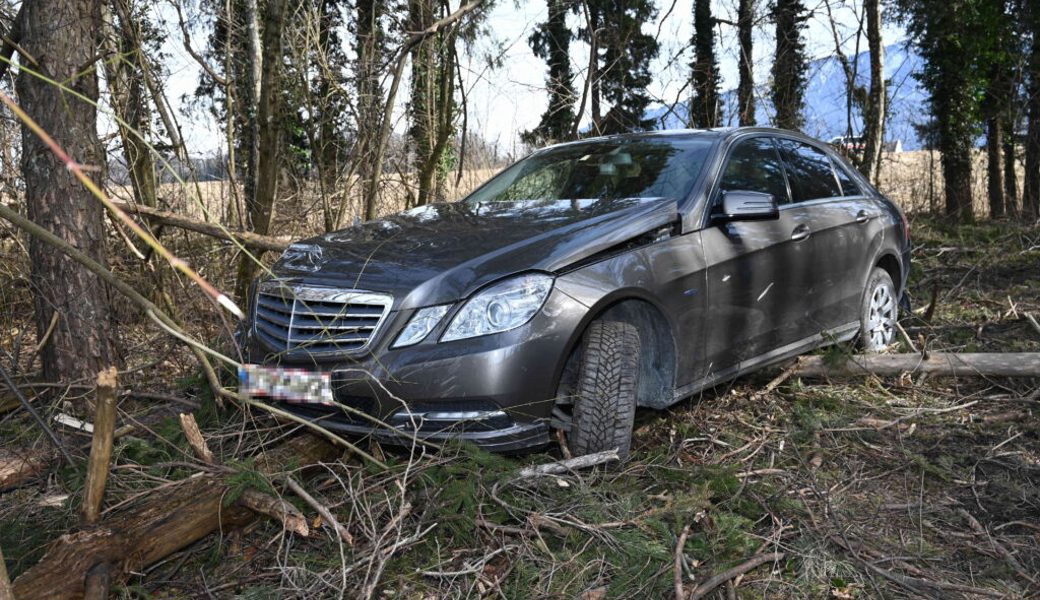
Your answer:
(588, 8), (602, 134)
(242, 0), (262, 211)
(1003, 125), (1018, 215)
(356, 0), (384, 222)
(101, 1), (158, 209)
(235, 0), (287, 301)
(409, 0), (438, 207)
(736, 0), (755, 126)
(17, 0), (115, 386)
(690, 0), (720, 128)
(1025, 3), (1040, 219)
(771, 0), (807, 130)
(859, 0), (885, 184)
(987, 116), (1005, 218)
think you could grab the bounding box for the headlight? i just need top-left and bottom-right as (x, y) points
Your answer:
(441, 274), (554, 342)
(392, 305), (451, 348)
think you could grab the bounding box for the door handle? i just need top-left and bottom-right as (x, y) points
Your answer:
(791, 224), (811, 241)
(856, 210), (876, 223)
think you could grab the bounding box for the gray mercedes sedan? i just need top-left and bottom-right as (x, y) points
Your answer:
(238, 128), (911, 457)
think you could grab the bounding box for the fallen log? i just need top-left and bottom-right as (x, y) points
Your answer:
(791, 352), (1040, 379)
(12, 434), (337, 600)
(110, 200), (292, 252)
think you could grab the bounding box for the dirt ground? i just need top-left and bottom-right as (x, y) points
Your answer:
(1, 205), (1039, 598)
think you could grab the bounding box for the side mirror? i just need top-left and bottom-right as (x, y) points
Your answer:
(716, 190), (779, 222)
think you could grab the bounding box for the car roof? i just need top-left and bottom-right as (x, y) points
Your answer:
(540, 126), (822, 151)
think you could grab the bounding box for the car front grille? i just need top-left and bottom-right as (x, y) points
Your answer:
(254, 281), (392, 356)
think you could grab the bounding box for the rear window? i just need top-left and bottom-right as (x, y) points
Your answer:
(832, 160), (863, 196)
(464, 137), (715, 204)
(776, 139), (842, 202)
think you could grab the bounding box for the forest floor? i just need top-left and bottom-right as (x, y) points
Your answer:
(1, 215), (1039, 599)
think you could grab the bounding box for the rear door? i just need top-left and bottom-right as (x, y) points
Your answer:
(701, 136), (808, 375)
(774, 137), (868, 336)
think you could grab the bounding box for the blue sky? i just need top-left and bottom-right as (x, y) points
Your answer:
(139, 1), (907, 157)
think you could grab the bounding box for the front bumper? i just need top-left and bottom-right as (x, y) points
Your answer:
(240, 288), (587, 452)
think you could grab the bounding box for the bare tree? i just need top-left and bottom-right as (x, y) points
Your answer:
(235, 0), (288, 299)
(736, 0), (756, 125)
(860, 0), (886, 184)
(101, 0), (159, 209)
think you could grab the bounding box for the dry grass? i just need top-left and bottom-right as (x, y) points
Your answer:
(878, 150), (1027, 216)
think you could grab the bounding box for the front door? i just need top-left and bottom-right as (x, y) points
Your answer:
(701, 136), (808, 377)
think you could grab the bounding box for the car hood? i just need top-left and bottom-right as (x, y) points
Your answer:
(271, 197), (679, 309)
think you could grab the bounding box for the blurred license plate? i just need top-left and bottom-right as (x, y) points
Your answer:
(239, 364), (333, 405)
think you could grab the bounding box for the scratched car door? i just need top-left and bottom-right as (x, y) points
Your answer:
(701, 136), (807, 376)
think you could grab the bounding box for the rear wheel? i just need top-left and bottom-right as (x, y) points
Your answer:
(858, 268), (899, 351)
(559, 320), (641, 459)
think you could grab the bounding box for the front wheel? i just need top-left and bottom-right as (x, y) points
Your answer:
(858, 268), (899, 352)
(567, 320), (641, 460)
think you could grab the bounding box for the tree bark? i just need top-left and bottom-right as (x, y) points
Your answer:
(791, 353), (1040, 379)
(236, 0), (287, 300)
(12, 434), (338, 600)
(736, 0), (755, 126)
(16, 0), (116, 387)
(860, 0), (885, 184)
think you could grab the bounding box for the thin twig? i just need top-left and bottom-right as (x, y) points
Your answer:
(0, 362), (73, 465)
(687, 552), (785, 600)
(285, 475), (354, 546)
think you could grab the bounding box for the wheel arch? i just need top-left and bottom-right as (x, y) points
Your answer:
(554, 292), (678, 410)
(875, 252), (902, 293)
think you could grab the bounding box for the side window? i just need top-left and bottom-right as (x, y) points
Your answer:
(831, 160), (863, 196)
(718, 137), (790, 205)
(776, 139), (842, 202)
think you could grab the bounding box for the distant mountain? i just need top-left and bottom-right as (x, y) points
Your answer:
(646, 42), (929, 151)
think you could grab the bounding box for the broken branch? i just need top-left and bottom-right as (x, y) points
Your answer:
(110, 200), (291, 252)
(516, 449), (620, 477)
(178, 412), (214, 464)
(82, 367), (118, 524)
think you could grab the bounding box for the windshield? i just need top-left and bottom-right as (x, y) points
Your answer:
(464, 137), (716, 205)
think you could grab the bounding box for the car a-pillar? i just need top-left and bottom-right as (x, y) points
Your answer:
(551, 298), (677, 459)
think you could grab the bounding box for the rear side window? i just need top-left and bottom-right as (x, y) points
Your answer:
(776, 139), (842, 202)
(718, 137), (790, 205)
(832, 160), (863, 196)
